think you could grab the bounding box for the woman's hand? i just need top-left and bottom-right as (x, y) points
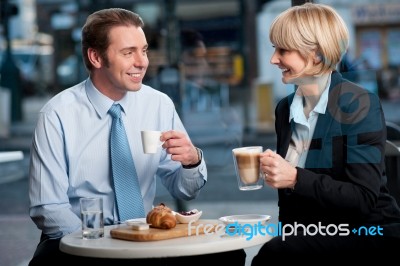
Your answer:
(260, 149), (297, 189)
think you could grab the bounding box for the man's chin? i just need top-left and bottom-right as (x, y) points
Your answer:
(128, 84), (142, 92)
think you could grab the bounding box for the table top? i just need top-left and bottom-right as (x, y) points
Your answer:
(60, 219), (272, 259)
(0, 151), (24, 163)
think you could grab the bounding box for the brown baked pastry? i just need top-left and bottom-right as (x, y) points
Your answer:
(146, 203), (177, 229)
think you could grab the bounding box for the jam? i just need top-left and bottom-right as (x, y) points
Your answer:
(179, 210), (198, 216)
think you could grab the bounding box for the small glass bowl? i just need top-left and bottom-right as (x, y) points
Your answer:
(173, 209), (202, 224)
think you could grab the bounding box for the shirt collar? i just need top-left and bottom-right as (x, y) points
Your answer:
(85, 78), (131, 119)
(289, 93), (304, 123)
(289, 74), (331, 122)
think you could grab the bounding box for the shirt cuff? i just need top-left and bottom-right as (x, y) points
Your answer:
(182, 147), (202, 169)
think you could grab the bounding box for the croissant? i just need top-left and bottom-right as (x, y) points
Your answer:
(146, 203), (177, 229)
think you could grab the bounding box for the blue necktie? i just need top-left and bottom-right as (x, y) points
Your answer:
(109, 104), (145, 221)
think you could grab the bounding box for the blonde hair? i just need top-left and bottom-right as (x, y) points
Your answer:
(269, 3), (349, 76)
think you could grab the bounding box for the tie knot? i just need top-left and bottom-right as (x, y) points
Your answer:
(109, 104), (122, 119)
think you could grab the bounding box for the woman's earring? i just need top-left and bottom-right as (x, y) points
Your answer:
(314, 55), (322, 64)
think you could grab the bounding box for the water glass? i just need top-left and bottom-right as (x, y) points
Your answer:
(80, 197), (104, 239)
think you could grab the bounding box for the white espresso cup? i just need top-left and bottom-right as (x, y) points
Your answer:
(141, 130), (165, 154)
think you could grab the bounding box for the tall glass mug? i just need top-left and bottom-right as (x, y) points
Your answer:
(232, 146), (264, 190)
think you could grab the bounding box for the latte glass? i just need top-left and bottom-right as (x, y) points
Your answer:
(232, 146), (264, 190)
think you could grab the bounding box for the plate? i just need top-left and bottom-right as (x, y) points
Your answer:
(218, 214), (271, 225)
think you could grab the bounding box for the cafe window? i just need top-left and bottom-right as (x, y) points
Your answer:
(355, 26), (400, 99)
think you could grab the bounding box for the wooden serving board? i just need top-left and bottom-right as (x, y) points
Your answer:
(110, 220), (219, 242)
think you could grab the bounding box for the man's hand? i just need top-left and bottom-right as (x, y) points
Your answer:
(161, 130), (199, 166)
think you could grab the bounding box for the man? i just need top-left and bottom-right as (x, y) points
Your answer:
(28, 8), (245, 265)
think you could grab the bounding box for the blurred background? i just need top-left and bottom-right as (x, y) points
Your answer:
(1, 0), (400, 265)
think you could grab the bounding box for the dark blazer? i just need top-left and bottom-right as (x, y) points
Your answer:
(274, 71), (400, 237)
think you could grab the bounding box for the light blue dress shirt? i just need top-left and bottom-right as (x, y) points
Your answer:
(286, 75), (331, 168)
(29, 78), (207, 238)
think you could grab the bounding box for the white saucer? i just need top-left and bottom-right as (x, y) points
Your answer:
(218, 214), (271, 225)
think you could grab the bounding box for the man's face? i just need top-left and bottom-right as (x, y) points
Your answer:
(95, 25), (149, 100)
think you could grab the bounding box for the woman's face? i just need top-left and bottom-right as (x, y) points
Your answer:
(270, 46), (308, 84)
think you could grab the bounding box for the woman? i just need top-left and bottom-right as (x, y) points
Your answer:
(252, 3), (400, 262)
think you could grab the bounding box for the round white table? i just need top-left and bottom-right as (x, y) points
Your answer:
(60, 219), (272, 259)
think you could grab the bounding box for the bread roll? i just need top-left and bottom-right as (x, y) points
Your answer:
(146, 203), (176, 229)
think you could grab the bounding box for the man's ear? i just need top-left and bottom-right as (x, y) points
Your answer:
(87, 48), (102, 69)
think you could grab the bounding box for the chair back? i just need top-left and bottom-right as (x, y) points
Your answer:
(385, 122), (400, 206)
(386, 121), (400, 141)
